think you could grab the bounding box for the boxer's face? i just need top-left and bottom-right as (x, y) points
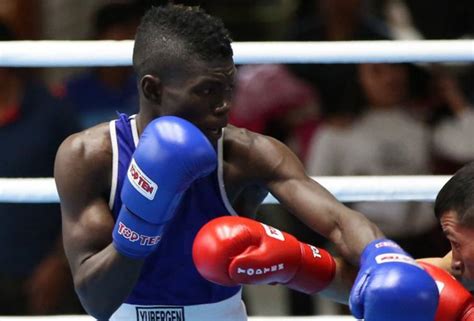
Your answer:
(440, 210), (474, 280)
(158, 57), (236, 146)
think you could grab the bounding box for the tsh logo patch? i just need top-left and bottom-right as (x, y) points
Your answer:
(135, 306), (185, 321)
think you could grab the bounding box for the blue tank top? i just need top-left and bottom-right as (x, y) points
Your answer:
(108, 114), (241, 305)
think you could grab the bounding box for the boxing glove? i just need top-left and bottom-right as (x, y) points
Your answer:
(113, 116), (217, 259)
(419, 262), (474, 321)
(192, 216), (336, 294)
(350, 239), (439, 321)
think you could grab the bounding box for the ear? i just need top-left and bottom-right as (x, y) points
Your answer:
(140, 75), (162, 103)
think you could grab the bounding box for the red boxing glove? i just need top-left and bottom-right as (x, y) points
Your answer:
(192, 216), (336, 294)
(419, 262), (474, 321)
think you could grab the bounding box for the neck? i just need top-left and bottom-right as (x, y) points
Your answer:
(135, 108), (160, 137)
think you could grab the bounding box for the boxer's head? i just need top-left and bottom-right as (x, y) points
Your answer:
(132, 4), (234, 145)
(435, 162), (474, 280)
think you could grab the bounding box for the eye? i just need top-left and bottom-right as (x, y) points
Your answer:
(201, 87), (213, 96)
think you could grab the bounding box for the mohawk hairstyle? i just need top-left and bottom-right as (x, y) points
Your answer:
(133, 4), (233, 78)
(435, 162), (474, 227)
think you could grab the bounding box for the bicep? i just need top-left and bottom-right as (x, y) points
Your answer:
(61, 199), (114, 275)
(54, 136), (114, 274)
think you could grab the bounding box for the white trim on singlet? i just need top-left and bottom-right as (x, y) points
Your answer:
(108, 120), (119, 210)
(217, 128), (238, 215)
(130, 114), (139, 147)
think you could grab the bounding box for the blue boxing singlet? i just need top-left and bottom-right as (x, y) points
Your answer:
(108, 114), (243, 315)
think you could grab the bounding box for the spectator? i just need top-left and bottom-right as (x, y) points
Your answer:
(307, 63), (446, 258)
(59, 2), (142, 128)
(0, 21), (82, 315)
(287, 0), (392, 124)
(431, 70), (474, 171)
(306, 82), (363, 175)
(230, 64), (319, 161)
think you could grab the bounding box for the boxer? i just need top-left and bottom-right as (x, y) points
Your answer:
(54, 4), (439, 320)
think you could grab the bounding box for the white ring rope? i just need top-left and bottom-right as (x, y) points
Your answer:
(0, 40), (472, 66)
(0, 176), (451, 204)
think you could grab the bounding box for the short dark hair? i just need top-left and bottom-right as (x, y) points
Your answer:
(132, 4), (233, 78)
(435, 162), (474, 226)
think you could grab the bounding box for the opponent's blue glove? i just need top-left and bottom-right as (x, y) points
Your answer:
(113, 116), (217, 259)
(350, 239), (439, 321)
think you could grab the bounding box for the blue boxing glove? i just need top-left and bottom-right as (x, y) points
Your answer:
(112, 116), (217, 259)
(350, 239), (439, 321)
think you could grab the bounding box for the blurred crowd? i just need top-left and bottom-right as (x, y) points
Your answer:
(0, 0), (472, 317)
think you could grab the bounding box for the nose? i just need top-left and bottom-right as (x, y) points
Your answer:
(214, 101), (230, 116)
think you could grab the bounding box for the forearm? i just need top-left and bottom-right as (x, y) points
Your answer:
(283, 179), (383, 265)
(74, 244), (144, 320)
(330, 205), (384, 265)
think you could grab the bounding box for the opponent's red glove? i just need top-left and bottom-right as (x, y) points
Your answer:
(419, 262), (474, 321)
(192, 216), (336, 294)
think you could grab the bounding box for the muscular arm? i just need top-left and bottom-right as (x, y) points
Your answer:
(246, 133), (383, 265)
(54, 130), (144, 320)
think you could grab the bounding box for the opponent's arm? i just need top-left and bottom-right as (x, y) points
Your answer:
(247, 134), (383, 264)
(55, 131), (144, 320)
(418, 251), (453, 274)
(419, 262), (474, 321)
(193, 215), (356, 303)
(193, 216), (336, 293)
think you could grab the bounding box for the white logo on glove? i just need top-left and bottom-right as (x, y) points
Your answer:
(375, 253), (419, 267)
(127, 159), (158, 200)
(309, 245), (322, 258)
(237, 264), (285, 276)
(261, 223), (285, 241)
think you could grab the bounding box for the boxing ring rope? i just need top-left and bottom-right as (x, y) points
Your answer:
(0, 176), (451, 203)
(0, 40), (470, 320)
(0, 40), (472, 66)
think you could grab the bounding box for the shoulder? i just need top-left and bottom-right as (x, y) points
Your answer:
(58, 122), (111, 163)
(224, 125), (282, 161)
(55, 122), (112, 193)
(223, 125), (303, 181)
